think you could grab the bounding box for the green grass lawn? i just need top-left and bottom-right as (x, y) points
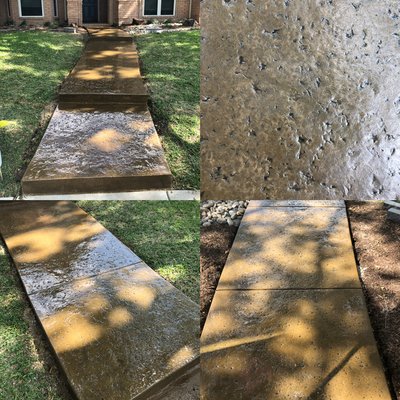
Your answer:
(78, 201), (200, 301)
(0, 241), (63, 400)
(0, 31), (83, 197)
(136, 31), (200, 190)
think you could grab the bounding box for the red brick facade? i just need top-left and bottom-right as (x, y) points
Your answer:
(3, 0), (199, 25)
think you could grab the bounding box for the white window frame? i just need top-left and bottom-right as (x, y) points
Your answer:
(18, 0), (44, 17)
(143, 0), (176, 17)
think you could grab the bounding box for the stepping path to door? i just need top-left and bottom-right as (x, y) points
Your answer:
(201, 200), (392, 400)
(0, 201), (198, 400)
(22, 29), (172, 195)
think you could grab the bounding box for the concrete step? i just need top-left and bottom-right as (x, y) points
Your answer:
(22, 109), (172, 195)
(0, 201), (199, 400)
(88, 27), (133, 41)
(201, 200), (391, 400)
(59, 40), (148, 112)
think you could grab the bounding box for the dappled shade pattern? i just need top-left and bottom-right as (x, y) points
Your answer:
(0, 201), (199, 400)
(201, 201), (391, 400)
(59, 31), (148, 112)
(22, 109), (172, 195)
(218, 204), (359, 289)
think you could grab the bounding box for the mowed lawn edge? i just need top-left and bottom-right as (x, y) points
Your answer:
(0, 31), (83, 197)
(136, 30), (200, 190)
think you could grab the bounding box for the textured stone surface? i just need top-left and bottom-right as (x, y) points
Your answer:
(59, 39), (148, 111)
(88, 28), (132, 41)
(218, 206), (359, 290)
(201, 0), (400, 200)
(31, 263), (199, 400)
(59, 39), (147, 111)
(22, 109), (172, 194)
(248, 200), (345, 208)
(201, 289), (391, 400)
(0, 201), (199, 400)
(0, 201), (139, 294)
(201, 201), (391, 399)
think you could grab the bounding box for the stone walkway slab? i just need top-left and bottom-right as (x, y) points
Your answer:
(88, 28), (133, 41)
(201, 289), (391, 400)
(59, 38), (148, 112)
(0, 201), (139, 294)
(0, 201), (199, 400)
(30, 262), (199, 400)
(217, 205), (360, 290)
(201, 200), (391, 400)
(248, 200), (346, 208)
(22, 109), (172, 195)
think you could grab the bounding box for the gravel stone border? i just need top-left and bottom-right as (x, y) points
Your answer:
(201, 201), (249, 227)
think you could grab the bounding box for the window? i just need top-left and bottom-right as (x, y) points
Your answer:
(53, 0), (58, 17)
(7, 0), (11, 17)
(19, 0), (43, 16)
(144, 0), (174, 16)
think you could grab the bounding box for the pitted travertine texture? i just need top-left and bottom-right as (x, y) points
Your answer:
(201, 0), (400, 199)
(22, 108), (172, 194)
(217, 205), (359, 290)
(201, 289), (391, 400)
(0, 201), (199, 400)
(201, 201), (391, 399)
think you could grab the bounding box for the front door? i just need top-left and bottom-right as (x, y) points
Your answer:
(83, 0), (98, 23)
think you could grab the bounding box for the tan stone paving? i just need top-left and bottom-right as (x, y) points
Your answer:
(0, 201), (199, 400)
(22, 28), (172, 195)
(217, 205), (359, 290)
(201, 201), (391, 400)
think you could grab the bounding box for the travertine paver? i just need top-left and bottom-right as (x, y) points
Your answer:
(201, 0), (400, 200)
(248, 200), (346, 208)
(201, 201), (391, 400)
(59, 40), (148, 112)
(22, 28), (172, 194)
(22, 109), (172, 195)
(30, 263), (199, 400)
(201, 289), (391, 400)
(217, 205), (359, 290)
(0, 201), (199, 400)
(0, 201), (139, 294)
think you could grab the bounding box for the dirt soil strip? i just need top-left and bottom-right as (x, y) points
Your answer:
(347, 201), (400, 399)
(200, 224), (238, 331)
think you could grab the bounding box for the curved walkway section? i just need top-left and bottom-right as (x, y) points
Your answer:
(201, 200), (391, 400)
(22, 28), (172, 195)
(0, 201), (198, 400)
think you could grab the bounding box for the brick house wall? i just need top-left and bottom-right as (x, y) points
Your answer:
(7, 0), (66, 24)
(0, 0), (10, 24)
(2, 0), (199, 25)
(191, 0), (199, 21)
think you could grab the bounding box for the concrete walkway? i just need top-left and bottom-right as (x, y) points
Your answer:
(201, 201), (391, 400)
(0, 201), (198, 400)
(22, 28), (172, 195)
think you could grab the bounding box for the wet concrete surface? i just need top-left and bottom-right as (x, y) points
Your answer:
(201, 201), (391, 399)
(31, 263), (199, 400)
(201, 289), (391, 400)
(0, 201), (139, 294)
(0, 201), (199, 399)
(201, 0), (400, 200)
(88, 28), (133, 41)
(59, 40), (148, 111)
(22, 109), (172, 194)
(218, 205), (359, 290)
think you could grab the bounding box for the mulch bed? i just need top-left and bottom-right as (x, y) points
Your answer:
(347, 201), (400, 399)
(200, 224), (238, 331)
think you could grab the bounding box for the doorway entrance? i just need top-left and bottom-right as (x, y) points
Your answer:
(82, 0), (98, 23)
